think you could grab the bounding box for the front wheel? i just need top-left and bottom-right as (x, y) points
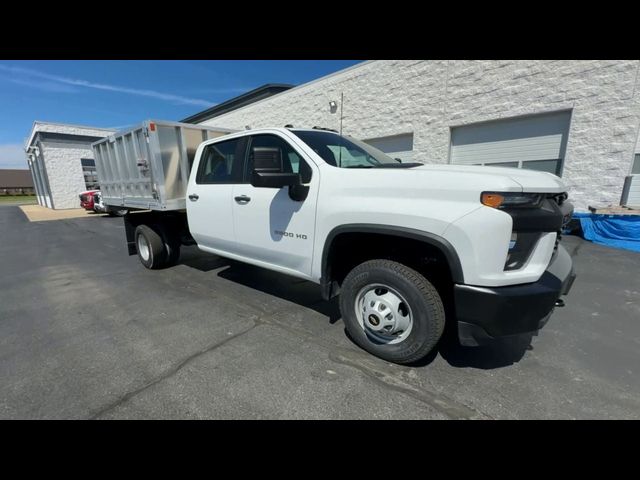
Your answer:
(339, 259), (445, 365)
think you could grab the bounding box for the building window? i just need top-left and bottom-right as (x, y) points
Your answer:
(471, 159), (561, 175)
(81, 158), (99, 190)
(363, 133), (414, 162)
(486, 161), (519, 168)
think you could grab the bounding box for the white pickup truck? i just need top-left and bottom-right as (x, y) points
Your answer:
(94, 120), (576, 364)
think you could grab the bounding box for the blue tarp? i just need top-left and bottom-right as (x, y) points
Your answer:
(572, 212), (640, 253)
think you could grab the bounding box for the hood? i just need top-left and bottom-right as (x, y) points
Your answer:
(412, 164), (566, 193)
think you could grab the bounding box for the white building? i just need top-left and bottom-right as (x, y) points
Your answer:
(187, 60), (640, 210)
(25, 122), (116, 209)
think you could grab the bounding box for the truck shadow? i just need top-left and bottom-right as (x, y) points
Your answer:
(179, 249), (532, 370)
(415, 330), (533, 369)
(179, 247), (232, 272)
(342, 326), (532, 370)
(179, 248), (341, 322)
(407, 297), (534, 369)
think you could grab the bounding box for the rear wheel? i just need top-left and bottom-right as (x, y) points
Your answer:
(135, 225), (167, 269)
(154, 223), (181, 267)
(164, 238), (181, 267)
(339, 259), (445, 364)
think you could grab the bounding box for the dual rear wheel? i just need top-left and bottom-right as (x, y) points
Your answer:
(135, 224), (180, 270)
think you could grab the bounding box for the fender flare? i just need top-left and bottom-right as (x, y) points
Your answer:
(320, 224), (465, 299)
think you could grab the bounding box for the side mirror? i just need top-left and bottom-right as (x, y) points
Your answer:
(249, 145), (310, 201)
(250, 146), (300, 188)
(251, 171), (300, 188)
(251, 170), (309, 201)
(253, 147), (283, 172)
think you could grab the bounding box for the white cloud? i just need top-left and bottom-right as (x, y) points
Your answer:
(1, 76), (80, 93)
(0, 64), (214, 107)
(0, 144), (28, 169)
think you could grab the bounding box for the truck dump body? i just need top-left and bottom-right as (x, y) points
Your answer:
(92, 120), (235, 211)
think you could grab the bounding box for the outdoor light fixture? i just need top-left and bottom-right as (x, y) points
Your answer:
(329, 101), (338, 113)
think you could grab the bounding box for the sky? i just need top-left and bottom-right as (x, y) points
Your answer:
(0, 60), (361, 169)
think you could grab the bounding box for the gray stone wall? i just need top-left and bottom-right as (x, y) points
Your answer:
(200, 60), (640, 210)
(40, 141), (94, 209)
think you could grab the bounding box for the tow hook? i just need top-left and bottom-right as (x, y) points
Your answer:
(555, 298), (565, 307)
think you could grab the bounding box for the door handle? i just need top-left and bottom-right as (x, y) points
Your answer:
(234, 195), (251, 204)
(188, 193), (199, 201)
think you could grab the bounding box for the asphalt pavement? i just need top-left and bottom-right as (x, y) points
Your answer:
(0, 204), (638, 419)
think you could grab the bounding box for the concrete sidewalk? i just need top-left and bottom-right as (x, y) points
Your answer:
(19, 204), (106, 222)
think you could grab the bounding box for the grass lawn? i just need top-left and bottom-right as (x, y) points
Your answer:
(0, 195), (37, 205)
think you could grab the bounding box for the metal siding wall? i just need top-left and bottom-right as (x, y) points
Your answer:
(364, 133), (415, 162)
(364, 133), (414, 153)
(450, 111), (571, 166)
(627, 176), (640, 206)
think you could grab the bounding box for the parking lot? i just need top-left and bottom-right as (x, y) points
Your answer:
(0, 204), (639, 419)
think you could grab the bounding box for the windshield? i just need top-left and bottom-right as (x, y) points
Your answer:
(292, 130), (400, 168)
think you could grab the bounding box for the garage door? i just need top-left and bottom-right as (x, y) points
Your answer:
(450, 110), (571, 176)
(624, 154), (640, 207)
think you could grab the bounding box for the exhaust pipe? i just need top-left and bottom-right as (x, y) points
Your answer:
(555, 298), (565, 307)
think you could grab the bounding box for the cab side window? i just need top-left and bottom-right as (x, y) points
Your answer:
(196, 138), (243, 184)
(245, 134), (312, 184)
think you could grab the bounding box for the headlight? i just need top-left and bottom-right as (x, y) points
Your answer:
(481, 192), (544, 209)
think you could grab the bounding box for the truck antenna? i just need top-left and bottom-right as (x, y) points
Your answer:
(339, 92), (344, 137)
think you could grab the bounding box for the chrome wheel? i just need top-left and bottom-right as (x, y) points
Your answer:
(354, 283), (413, 345)
(137, 234), (150, 261)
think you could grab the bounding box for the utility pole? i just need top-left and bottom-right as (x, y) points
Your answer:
(339, 92), (344, 136)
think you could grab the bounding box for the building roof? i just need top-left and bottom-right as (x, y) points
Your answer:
(0, 169), (34, 188)
(25, 121), (116, 150)
(181, 84), (295, 124)
(180, 62), (371, 125)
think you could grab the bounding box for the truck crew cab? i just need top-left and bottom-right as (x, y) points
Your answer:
(95, 121), (575, 365)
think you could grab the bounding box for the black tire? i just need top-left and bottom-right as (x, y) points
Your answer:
(134, 225), (167, 269)
(153, 223), (181, 267)
(164, 238), (181, 267)
(339, 259), (445, 365)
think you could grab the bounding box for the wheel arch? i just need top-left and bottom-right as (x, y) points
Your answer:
(320, 224), (464, 300)
(123, 210), (190, 256)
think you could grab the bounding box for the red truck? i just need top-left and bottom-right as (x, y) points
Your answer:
(79, 190), (99, 210)
(79, 189), (127, 216)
